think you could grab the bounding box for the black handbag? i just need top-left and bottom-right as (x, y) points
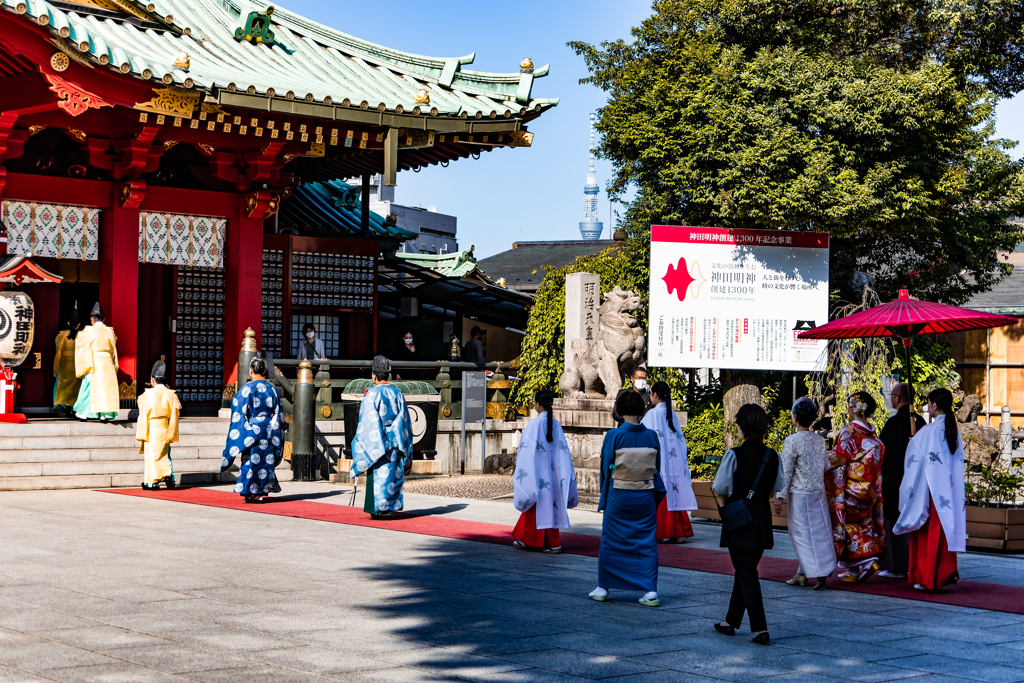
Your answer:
(718, 448), (771, 531)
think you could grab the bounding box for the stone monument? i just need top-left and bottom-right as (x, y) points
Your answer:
(555, 274), (648, 498)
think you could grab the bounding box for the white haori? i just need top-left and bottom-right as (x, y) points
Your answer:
(894, 415), (967, 552)
(513, 414), (579, 530)
(641, 402), (697, 511)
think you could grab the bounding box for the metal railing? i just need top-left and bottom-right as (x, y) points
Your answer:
(229, 328), (519, 482)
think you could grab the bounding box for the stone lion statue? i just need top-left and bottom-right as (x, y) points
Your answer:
(559, 286), (646, 399)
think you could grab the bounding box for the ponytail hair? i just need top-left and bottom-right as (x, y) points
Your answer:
(651, 381), (676, 432)
(928, 388), (959, 454)
(249, 351), (267, 378)
(536, 389), (555, 442)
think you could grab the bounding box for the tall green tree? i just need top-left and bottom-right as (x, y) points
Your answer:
(569, 0), (1024, 437)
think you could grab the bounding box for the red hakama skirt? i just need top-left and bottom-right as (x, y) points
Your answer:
(656, 498), (694, 540)
(513, 505), (561, 549)
(908, 497), (959, 590)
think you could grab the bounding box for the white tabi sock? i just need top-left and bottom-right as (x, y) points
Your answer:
(642, 591), (658, 601)
(589, 587), (608, 598)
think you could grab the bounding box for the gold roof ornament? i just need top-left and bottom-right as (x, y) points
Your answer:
(497, 277), (507, 288)
(385, 212), (398, 225)
(414, 89), (430, 104)
(520, 57), (534, 73)
(172, 51), (190, 70)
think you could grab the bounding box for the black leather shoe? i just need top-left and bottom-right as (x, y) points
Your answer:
(752, 632), (770, 645)
(714, 623), (736, 636)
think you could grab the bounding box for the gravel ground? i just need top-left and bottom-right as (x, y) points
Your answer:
(404, 474), (598, 510)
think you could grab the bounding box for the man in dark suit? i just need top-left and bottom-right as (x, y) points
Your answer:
(878, 382), (926, 578)
(611, 367), (652, 424)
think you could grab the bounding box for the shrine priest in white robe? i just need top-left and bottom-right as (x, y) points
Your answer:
(894, 388), (966, 592)
(511, 389), (579, 553)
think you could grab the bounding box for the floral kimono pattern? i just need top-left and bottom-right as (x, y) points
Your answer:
(827, 421), (886, 563)
(350, 384), (413, 513)
(221, 380), (283, 496)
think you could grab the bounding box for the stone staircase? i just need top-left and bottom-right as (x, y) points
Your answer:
(0, 419), (292, 491)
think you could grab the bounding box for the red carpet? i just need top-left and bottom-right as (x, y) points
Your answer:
(102, 487), (1024, 615)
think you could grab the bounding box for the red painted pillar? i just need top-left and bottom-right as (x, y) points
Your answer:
(99, 196), (139, 387)
(223, 199), (264, 388)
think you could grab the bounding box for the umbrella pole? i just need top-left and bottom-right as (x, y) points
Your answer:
(904, 338), (917, 436)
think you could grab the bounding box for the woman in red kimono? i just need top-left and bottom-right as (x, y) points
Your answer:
(827, 392), (886, 583)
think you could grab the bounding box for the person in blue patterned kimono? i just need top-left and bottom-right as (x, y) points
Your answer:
(350, 355), (413, 519)
(220, 353), (283, 504)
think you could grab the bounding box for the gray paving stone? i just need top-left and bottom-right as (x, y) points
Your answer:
(184, 664), (340, 682)
(0, 665), (60, 683)
(0, 641), (119, 673)
(40, 662), (190, 682)
(102, 643), (250, 674)
(32, 625), (169, 651)
(771, 634), (930, 662)
(366, 647), (533, 678)
(619, 649), (794, 681)
(768, 652), (929, 681)
(876, 654), (1024, 682)
(495, 648), (664, 679)
(237, 646), (396, 676)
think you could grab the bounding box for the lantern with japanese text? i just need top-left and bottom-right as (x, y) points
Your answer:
(0, 291), (34, 368)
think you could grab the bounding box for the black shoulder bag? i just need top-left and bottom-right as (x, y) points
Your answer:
(717, 447), (771, 531)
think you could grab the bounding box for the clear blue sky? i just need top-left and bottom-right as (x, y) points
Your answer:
(283, 0), (1024, 259)
(281, 0), (653, 259)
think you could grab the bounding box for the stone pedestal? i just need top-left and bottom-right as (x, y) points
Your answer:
(553, 397), (615, 498)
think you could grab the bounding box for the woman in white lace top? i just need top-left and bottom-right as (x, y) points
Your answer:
(774, 398), (836, 589)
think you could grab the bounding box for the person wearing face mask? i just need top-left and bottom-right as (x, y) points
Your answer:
(296, 323), (326, 361)
(611, 367), (652, 424)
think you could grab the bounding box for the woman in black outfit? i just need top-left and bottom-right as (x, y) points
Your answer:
(712, 403), (785, 645)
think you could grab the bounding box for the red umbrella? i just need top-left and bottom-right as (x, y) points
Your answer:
(798, 289), (1018, 432)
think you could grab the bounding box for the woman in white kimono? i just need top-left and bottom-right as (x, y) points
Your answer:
(894, 388), (966, 592)
(641, 382), (697, 542)
(512, 389), (579, 552)
(775, 397), (836, 589)
(136, 359), (181, 490)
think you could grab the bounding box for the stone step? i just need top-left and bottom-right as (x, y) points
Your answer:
(0, 457), (251, 477)
(0, 419), (228, 438)
(0, 446), (225, 464)
(0, 466), (294, 491)
(0, 433), (225, 451)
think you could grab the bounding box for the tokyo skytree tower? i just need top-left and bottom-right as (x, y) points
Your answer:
(578, 113), (604, 240)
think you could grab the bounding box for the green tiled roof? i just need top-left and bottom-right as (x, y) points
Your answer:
(279, 179), (416, 240)
(4, 0), (558, 118)
(397, 248), (479, 278)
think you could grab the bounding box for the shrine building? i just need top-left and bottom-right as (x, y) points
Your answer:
(0, 0), (555, 413)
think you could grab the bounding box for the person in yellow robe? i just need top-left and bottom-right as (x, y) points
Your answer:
(74, 302), (120, 422)
(136, 359), (180, 490)
(53, 308), (82, 417)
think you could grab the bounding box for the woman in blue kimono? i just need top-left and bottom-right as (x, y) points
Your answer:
(350, 355), (413, 519)
(590, 390), (664, 607)
(221, 352), (283, 504)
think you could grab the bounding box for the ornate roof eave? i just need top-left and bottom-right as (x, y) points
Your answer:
(1, 0), (558, 120)
(214, 89), (552, 132)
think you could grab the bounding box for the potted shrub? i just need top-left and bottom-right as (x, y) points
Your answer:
(964, 455), (1024, 552)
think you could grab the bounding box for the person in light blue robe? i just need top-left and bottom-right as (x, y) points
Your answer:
(220, 353), (283, 503)
(350, 355), (413, 518)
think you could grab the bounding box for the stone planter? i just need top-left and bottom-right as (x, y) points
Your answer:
(692, 480), (790, 527)
(966, 506), (1024, 552)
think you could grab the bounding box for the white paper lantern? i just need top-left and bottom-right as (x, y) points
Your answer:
(0, 291), (34, 367)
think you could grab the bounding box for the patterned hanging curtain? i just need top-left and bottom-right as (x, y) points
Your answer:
(1, 201), (100, 260)
(138, 213), (226, 268)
